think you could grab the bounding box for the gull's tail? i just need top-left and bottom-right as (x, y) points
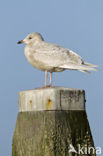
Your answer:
(59, 62), (98, 73)
(83, 62), (98, 67)
(79, 62), (98, 73)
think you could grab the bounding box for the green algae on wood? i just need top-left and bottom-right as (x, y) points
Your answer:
(12, 111), (95, 156)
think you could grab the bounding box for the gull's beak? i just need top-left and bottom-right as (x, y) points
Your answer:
(17, 40), (24, 44)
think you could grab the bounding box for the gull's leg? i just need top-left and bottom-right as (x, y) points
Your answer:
(49, 72), (52, 87)
(45, 71), (48, 88)
(35, 71), (52, 89)
(35, 71), (48, 89)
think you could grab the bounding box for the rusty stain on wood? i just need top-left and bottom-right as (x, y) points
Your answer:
(29, 100), (32, 109)
(46, 99), (52, 110)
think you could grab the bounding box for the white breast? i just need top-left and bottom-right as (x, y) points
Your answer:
(24, 46), (55, 71)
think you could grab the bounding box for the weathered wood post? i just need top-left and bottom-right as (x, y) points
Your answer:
(12, 87), (96, 156)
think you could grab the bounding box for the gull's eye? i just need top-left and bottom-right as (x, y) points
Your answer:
(29, 37), (32, 39)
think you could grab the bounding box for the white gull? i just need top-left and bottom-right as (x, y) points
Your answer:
(17, 32), (98, 87)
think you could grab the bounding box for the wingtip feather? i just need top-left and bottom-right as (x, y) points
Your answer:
(83, 62), (98, 67)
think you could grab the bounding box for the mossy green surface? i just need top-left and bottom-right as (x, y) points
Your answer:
(12, 111), (95, 156)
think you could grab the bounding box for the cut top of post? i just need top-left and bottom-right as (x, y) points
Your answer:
(19, 87), (85, 112)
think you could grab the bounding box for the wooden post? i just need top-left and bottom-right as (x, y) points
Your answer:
(12, 87), (96, 156)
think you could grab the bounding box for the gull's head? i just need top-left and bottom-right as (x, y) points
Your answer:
(17, 32), (44, 45)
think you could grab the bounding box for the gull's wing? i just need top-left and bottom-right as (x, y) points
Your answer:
(31, 42), (83, 67)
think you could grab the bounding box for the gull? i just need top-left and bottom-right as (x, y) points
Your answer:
(17, 32), (98, 88)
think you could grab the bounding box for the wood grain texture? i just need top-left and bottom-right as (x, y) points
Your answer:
(12, 111), (95, 156)
(19, 87), (85, 112)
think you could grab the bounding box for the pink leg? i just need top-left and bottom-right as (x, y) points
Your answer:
(45, 71), (48, 88)
(35, 71), (52, 89)
(49, 72), (52, 87)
